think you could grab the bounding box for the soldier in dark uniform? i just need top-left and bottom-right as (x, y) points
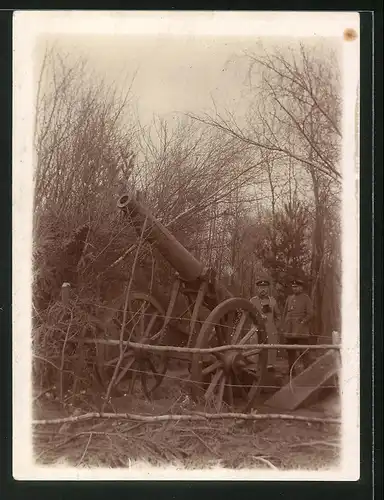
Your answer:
(282, 278), (313, 375)
(251, 278), (281, 371)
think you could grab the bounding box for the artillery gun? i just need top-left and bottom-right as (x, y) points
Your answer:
(92, 193), (269, 412)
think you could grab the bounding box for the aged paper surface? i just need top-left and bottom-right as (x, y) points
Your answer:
(13, 11), (360, 480)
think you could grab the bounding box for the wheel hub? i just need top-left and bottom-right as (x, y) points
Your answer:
(221, 351), (245, 373)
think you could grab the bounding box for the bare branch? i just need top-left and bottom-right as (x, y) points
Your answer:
(33, 411), (341, 426)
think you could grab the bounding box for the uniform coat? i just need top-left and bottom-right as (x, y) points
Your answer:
(283, 292), (313, 335)
(282, 291), (314, 374)
(251, 295), (281, 367)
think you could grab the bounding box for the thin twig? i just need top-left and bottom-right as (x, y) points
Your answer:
(289, 348), (310, 391)
(77, 432), (93, 466)
(33, 386), (56, 402)
(105, 243), (137, 271)
(253, 456), (279, 470)
(35, 434), (79, 460)
(101, 215), (148, 412)
(189, 429), (219, 456)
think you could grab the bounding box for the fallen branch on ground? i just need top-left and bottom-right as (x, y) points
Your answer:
(289, 440), (341, 449)
(83, 339), (341, 352)
(32, 410), (340, 426)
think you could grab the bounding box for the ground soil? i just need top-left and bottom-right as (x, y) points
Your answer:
(32, 364), (341, 471)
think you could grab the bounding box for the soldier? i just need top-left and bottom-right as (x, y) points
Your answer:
(251, 279), (281, 371)
(282, 278), (314, 375)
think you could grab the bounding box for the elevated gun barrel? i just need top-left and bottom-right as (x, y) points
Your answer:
(118, 194), (205, 282)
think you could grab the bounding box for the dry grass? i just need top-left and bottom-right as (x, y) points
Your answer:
(33, 408), (340, 471)
(32, 375), (341, 471)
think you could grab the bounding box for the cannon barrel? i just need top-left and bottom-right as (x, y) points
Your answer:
(118, 194), (205, 282)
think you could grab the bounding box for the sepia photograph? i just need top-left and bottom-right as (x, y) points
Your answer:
(13, 11), (360, 480)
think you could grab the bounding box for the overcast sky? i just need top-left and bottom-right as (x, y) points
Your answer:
(38, 34), (268, 127)
(35, 33), (342, 205)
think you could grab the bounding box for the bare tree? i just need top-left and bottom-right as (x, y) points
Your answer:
(34, 47), (136, 220)
(189, 41), (342, 337)
(134, 116), (269, 267)
(33, 46), (139, 312)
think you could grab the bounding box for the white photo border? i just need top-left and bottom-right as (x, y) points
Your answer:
(12, 10), (361, 481)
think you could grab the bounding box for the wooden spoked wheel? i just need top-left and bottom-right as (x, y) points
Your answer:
(96, 293), (168, 398)
(190, 298), (268, 412)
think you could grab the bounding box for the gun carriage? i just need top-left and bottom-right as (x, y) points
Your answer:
(90, 194), (269, 412)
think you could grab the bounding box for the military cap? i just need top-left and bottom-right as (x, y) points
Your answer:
(291, 278), (304, 286)
(256, 279), (270, 286)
